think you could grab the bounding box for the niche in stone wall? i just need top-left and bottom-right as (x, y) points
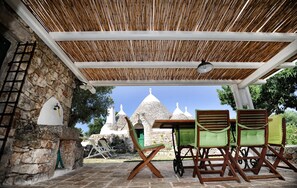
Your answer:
(37, 97), (63, 125)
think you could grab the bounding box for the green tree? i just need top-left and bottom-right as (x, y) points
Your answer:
(283, 110), (297, 144)
(217, 67), (297, 115)
(286, 124), (297, 145)
(284, 110), (297, 126)
(75, 127), (84, 137)
(86, 117), (106, 136)
(217, 85), (262, 111)
(69, 81), (114, 127)
(257, 67), (297, 114)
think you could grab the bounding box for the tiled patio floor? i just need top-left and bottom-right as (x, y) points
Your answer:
(2, 157), (297, 188)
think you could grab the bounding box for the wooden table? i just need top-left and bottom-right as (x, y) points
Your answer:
(152, 119), (195, 129)
(152, 119), (236, 129)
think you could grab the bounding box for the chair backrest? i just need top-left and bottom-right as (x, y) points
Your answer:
(176, 128), (195, 146)
(195, 110), (230, 147)
(88, 138), (97, 146)
(125, 116), (142, 151)
(268, 114), (285, 145)
(99, 139), (111, 150)
(237, 109), (268, 146)
(88, 138), (104, 151)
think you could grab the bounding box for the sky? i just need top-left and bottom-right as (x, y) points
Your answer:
(76, 86), (236, 132)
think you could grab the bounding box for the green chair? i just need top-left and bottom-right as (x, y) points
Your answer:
(230, 109), (284, 182)
(173, 128), (195, 176)
(192, 110), (240, 184)
(267, 114), (297, 172)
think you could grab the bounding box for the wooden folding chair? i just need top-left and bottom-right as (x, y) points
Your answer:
(267, 114), (297, 172)
(192, 110), (240, 184)
(125, 117), (165, 180)
(230, 109), (284, 182)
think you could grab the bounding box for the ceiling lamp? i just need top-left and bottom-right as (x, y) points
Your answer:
(197, 59), (213, 73)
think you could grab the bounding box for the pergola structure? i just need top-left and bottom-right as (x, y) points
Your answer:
(6, 0), (297, 109)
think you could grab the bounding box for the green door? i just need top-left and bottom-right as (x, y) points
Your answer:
(139, 132), (144, 147)
(136, 129), (144, 147)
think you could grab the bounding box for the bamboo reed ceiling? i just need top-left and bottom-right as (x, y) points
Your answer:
(80, 68), (256, 81)
(21, 0), (297, 83)
(23, 0), (297, 32)
(59, 41), (288, 62)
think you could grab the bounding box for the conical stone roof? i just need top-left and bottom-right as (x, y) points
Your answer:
(116, 104), (128, 130)
(130, 88), (171, 126)
(184, 106), (194, 119)
(171, 103), (188, 120)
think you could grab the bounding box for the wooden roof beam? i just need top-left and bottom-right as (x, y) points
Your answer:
(49, 31), (297, 42)
(90, 80), (266, 86)
(6, 0), (96, 93)
(239, 40), (297, 88)
(75, 61), (296, 69)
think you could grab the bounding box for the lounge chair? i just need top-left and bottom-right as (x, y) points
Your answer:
(98, 138), (117, 157)
(192, 110), (240, 184)
(125, 116), (165, 180)
(267, 114), (297, 172)
(85, 138), (110, 159)
(230, 109), (284, 182)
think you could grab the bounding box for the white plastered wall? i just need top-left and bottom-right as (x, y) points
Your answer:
(37, 97), (63, 125)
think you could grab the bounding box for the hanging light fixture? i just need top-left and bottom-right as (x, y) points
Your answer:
(197, 59), (213, 73)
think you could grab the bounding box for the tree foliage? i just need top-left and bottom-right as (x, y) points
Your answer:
(69, 81), (114, 127)
(284, 110), (297, 145)
(217, 67), (297, 115)
(284, 110), (297, 126)
(86, 117), (106, 136)
(257, 67), (297, 114)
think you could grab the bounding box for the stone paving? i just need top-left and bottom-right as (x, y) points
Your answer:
(1, 157), (297, 188)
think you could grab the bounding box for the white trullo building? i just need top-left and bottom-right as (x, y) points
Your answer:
(171, 102), (188, 120)
(100, 88), (193, 147)
(129, 88), (171, 146)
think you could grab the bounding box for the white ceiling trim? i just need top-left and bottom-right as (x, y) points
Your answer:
(239, 40), (297, 88)
(6, 0), (94, 89)
(49, 31), (297, 42)
(90, 80), (266, 86)
(74, 61), (296, 69)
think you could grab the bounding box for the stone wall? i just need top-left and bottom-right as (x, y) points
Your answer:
(267, 145), (297, 164)
(3, 125), (83, 185)
(16, 38), (75, 126)
(0, 2), (83, 185)
(285, 145), (297, 164)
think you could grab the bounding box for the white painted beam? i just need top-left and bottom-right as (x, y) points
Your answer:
(231, 84), (243, 109)
(49, 31), (297, 42)
(239, 40), (297, 88)
(231, 85), (254, 109)
(6, 0), (95, 92)
(90, 80), (266, 86)
(74, 61), (296, 69)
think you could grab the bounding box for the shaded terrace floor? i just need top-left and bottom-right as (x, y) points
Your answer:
(2, 155), (297, 188)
